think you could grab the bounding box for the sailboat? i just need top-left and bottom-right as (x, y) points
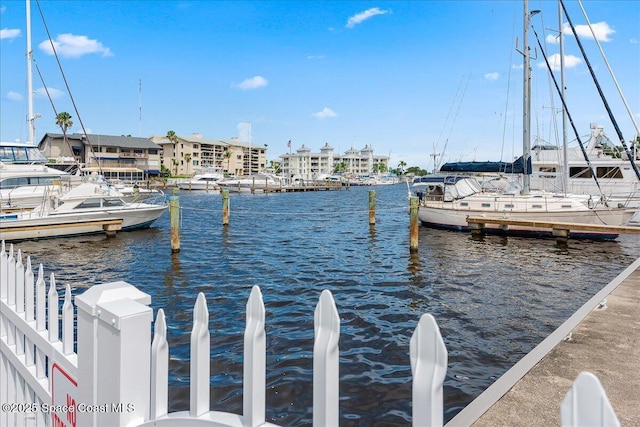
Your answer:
(416, 0), (637, 240)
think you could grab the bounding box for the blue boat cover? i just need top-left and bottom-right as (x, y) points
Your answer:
(440, 156), (531, 174)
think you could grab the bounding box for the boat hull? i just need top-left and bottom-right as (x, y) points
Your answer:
(418, 204), (636, 239)
(0, 205), (166, 241)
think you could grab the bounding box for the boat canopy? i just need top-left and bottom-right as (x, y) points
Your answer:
(440, 156), (531, 174)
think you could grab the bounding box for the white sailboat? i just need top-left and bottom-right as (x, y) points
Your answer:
(417, 0), (637, 240)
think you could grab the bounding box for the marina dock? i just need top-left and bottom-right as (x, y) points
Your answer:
(448, 257), (640, 427)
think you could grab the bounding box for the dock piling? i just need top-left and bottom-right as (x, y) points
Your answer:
(222, 190), (230, 225)
(410, 197), (419, 252)
(369, 191), (376, 225)
(169, 189), (180, 253)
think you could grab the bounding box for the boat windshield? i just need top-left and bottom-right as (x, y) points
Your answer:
(0, 145), (50, 163)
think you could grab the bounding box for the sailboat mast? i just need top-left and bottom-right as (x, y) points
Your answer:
(559, 0), (569, 194)
(26, 0), (35, 144)
(522, 0), (532, 194)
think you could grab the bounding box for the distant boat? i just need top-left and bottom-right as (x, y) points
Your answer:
(218, 172), (285, 193)
(177, 167), (223, 191)
(0, 181), (167, 241)
(417, 0), (638, 240)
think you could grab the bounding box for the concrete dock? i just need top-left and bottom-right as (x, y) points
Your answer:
(447, 257), (640, 427)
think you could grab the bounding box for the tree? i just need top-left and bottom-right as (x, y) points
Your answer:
(223, 150), (232, 174)
(398, 160), (407, 175)
(333, 162), (347, 173)
(184, 153), (192, 176)
(55, 112), (73, 157)
(166, 130), (178, 174)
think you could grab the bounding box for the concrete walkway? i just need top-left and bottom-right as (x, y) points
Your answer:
(447, 257), (640, 427)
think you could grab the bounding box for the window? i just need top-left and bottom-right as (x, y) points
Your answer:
(481, 203), (491, 208)
(569, 167), (592, 178)
(532, 204), (543, 209)
(596, 167), (623, 179)
(504, 204), (514, 208)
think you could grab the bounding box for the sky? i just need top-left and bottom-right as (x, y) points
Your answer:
(1, 0), (639, 171)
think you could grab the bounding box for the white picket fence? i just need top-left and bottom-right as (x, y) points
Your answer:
(0, 241), (620, 427)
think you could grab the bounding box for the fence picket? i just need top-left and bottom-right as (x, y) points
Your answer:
(0, 240), (6, 301)
(561, 371), (621, 427)
(313, 289), (340, 427)
(410, 313), (448, 427)
(150, 308), (169, 419)
(190, 292), (210, 417)
(35, 264), (45, 332)
(6, 246), (15, 350)
(48, 274), (59, 343)
(62, 284), (74, 355)
(25, 257), (34, 322)
(16, 250), (24, 314)
(35, 265), (47, 379)
(243, 285), (266, 427)
(15, 251), (25, 358)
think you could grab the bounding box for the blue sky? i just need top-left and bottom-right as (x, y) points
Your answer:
(1, 0), (638, 171)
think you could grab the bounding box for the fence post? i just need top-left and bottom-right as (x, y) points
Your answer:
(75, 281), (153, 427)
(410, 197), (419, 252)
(313, 290), (340, 427)
(410, 313), (447, 427)
(244, 286), (266, 426)
(169, 189), (180, 253)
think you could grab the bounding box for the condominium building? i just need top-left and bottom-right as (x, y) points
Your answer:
(280, 143), (390, 179)
(38, 133), (163, 178)
(150, 133), (267, 176)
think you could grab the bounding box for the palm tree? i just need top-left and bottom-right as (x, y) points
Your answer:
(184, 153), (192, 176)
(333, 162), (348, 174)
(398, 160), (407, 175)
(56, 112), (73, 157)
(223, 150), (232, 174)
(166, 130), (178, 174)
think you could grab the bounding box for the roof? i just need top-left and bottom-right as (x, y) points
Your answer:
(40, 133), (162, 150)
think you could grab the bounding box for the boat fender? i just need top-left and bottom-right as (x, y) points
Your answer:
(588, 196), (594, 209)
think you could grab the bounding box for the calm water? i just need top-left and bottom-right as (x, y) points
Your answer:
(10, 184), (640, 425)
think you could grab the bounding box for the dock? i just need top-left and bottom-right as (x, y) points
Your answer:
(447, 257), (640, 427)
(466, 216), (640, 241)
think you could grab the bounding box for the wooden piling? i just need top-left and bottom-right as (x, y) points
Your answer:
(169, 189), (180, 253)
(222, 190), (229, 225)
(410, 197), (419, 252)
(369, 190), (376, 225)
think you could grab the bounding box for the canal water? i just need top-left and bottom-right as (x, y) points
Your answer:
(10, 184), (640, 425)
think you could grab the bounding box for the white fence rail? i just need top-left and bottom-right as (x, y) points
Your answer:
(0, 241), (620, 426)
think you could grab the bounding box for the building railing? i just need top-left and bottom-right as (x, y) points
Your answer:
(0, 241), (621, 427)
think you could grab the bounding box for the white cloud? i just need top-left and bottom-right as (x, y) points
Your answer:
(7, 91), (22, 101)
(234, 76), (268, 90)
(630, 38), (638, 44)
(312, 107), (337, 119)
(546, 22), (615, 44)
(1, 28), (20, 40)
(38, 33), (113, 58)
(565, 22), (615, 42)
(538, 53), (581, 72)
(484, 72), (499, 81)
(346, 7), (391, 29)
(34, 87), (65, 99)
(306, 54), (325, 60)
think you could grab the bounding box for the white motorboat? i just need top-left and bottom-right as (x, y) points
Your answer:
(218, 173), (285, 193)
(0, 142), (78, 210)
(177, 167), (223, 191)
(0, 181), (167, 241)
